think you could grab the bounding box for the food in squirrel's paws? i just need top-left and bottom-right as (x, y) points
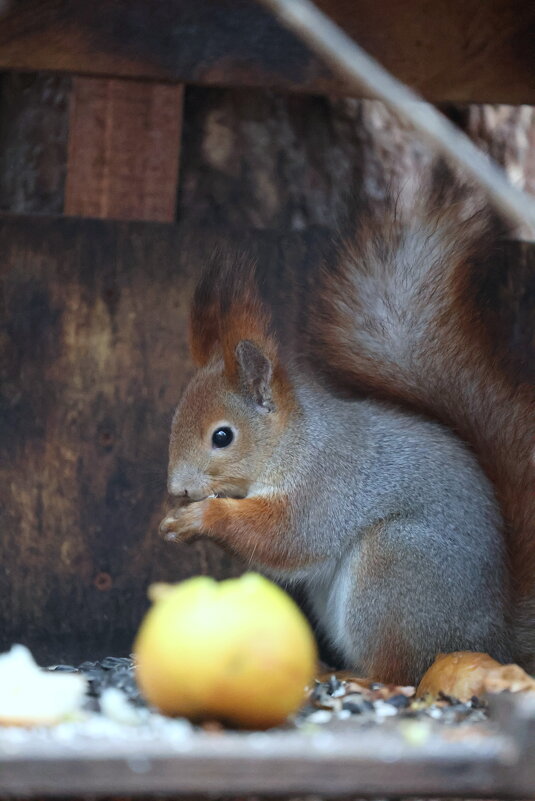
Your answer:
(134, 573), (317, 728)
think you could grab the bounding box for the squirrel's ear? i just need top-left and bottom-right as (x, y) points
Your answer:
(235, 340), (275, 412)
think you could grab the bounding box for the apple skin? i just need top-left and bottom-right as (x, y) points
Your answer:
(134, 573), (317, 728)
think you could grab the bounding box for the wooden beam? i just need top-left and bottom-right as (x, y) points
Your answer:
(0, 1), (533, 105)
(64, 78), (183, 222)
(0, 695), (534, 798)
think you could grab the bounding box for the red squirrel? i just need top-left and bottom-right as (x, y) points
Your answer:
(160, 176), (534, 684)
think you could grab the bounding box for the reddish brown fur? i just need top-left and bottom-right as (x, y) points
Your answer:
(354, 523), (434, 683)
(189, 250), (296, 417)
(368, 627), (417, 686)
(189, 250), (224, 366)
(163, 493), (318, 571)
(189, 251), (272, 368)
(203, 495), (311, 569)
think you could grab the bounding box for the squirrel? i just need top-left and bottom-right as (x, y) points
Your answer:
(160, 174), (534, 685)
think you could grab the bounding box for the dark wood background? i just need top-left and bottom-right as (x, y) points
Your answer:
(0, 71), (534, 664)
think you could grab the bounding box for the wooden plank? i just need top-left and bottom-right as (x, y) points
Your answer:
(0, 0), (533, 104)
(64, 77), (183, 221)
(0, 734), (509, 797)
(0, 694), (534, 798)
(0, 214), (245, 666)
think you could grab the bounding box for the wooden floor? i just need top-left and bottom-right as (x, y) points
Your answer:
(0, 694), (534, 798)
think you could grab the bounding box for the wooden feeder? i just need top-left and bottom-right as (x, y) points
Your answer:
(0, 1), (533, 797)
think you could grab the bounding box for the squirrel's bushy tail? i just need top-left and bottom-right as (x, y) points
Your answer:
(311, 175), (534, 667)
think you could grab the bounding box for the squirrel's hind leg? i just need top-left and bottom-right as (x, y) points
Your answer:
(329, 518), (511, 686)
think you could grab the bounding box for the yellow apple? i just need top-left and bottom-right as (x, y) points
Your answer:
(134, 573), (317, 728)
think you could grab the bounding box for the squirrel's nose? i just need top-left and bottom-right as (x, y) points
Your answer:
(169, 488), (188, 499)
(180, 488), (211, 502)
(169, 488), (211, 502)
(168, 466), (211, 500)
(167, 473), (190, 497)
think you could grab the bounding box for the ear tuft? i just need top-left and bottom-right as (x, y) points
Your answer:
(189, 250), (224, 366)
(235, 340), (274, 412)
(189, 249), (264, 368)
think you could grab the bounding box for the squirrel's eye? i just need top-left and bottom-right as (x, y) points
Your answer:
(212, 427), (234, 448)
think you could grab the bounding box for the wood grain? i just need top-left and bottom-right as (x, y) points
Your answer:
(64, 77), (183, 221)
(0, 0), (533, 104)
(0, 215), (243, 665)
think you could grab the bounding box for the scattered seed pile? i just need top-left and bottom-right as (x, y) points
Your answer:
(48, 656), (487, 729)
(299, 673), (487, 728)
(0, 654), (493, 756)
(51, 657), (145, 711)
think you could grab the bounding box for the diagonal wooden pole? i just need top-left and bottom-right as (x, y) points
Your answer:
(258, 0), (535, 237)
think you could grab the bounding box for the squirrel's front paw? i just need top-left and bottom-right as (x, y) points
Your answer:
(159, 502), (205, 542)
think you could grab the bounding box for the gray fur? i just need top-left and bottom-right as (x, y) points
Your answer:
(257, 379), (511, 676)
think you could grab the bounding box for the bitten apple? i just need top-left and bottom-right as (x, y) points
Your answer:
(134, 573), (317, 728)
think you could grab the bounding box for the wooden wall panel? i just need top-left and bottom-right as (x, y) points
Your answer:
(0, 216), (244, 664)
(1, 77), (535, 228)
(65, 78), (183, 222)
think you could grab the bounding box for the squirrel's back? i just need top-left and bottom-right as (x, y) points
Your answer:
(308, 177), (534, 668)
